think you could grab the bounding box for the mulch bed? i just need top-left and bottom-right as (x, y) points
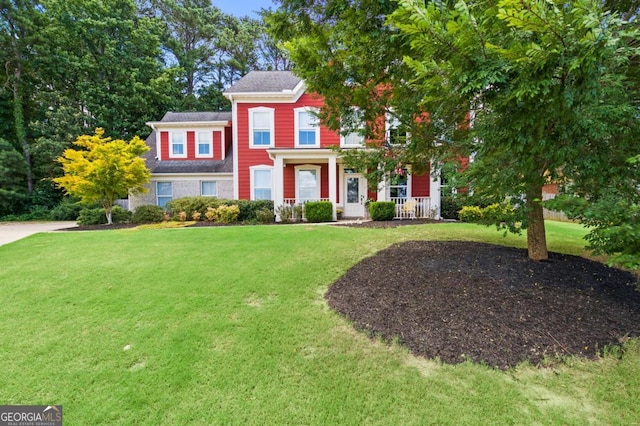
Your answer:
(326, 240), (640, 370)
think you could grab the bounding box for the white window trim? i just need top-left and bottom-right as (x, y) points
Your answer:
(169, 131), (187, 159)
(196, 131), (214, 158)
(249, 165), (274, 200)
(294, 107), (320, 148)
(295, 165), (322, 201)
(249, 107), (275, 148)
(201, 181), (218, 197)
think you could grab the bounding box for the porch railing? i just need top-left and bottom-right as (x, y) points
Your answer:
(279, 198), (332, 221)
(391, 197), (434, 219)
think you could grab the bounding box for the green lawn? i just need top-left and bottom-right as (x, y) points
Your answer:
(0, 222), (638, 424)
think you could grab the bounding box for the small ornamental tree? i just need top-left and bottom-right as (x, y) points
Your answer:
(53, 128), (150, 224)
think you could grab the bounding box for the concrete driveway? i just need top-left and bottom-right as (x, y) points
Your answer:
(0, 221), (78, 247)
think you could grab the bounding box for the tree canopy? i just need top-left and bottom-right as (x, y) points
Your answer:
(270, 0), (640, 261)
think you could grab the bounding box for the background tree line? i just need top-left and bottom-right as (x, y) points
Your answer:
(0, 0), (287, 218)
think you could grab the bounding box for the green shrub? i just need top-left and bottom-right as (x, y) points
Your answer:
(459, 202), (522, 235)
(441, 194), (463, 220)
(205, 205), (240, 224)
(276, 204), (303, 223)
(368, 201), (396, 221)
(78, 206), (131, 225)
(255, 208), (275, 224)
(459, 205), (484, 223)
(132, 205), (164, 224)
(49, 198), (84, 221)
(236, 199), (274, 222)
(166, 197), (226, 219)
(303, 201), (333, 223)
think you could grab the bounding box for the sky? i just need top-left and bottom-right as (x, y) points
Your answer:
(213, 0), (276, 18)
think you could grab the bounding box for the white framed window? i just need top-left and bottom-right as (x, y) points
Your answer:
(170, 132), (186, 158)
(201, 181), (217, 197)
(157, 182), (173, 207)
(341, 108), (365, 147)
(295, 107), (320, 147)
(249, 107), (274, 147)
(196, 131), (213, 158)
(295, 165), (321, 201)
(250, 166), (273, 200)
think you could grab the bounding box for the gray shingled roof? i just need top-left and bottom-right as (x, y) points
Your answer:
(160, 111), (232, 123)
(143, 132), (233, 174)
(224, 71), (303, 94)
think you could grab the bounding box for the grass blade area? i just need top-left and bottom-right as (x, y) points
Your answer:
(0, 222), (638, 424)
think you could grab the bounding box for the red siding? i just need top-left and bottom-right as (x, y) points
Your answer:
(320, 164), (329, 199)
(159, 131), (168, 160)
(411, 168), (431, 197)
(213, 131), (222, 160)
(283, 166), (295, 199)
(236, 93), (343, 200)
(186, 131), (195, 159)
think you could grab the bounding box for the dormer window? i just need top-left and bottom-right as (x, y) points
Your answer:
(196, 131), (213, 158)
(249, 107), (274, 147)
(170, 132), (186, 158)
(295, 107), (320, 147)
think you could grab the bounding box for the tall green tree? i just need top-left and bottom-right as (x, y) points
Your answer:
(389, 0), (639, 260)
(53, 128), (150, 224)
(0, 138), (28, 215)
(0, 0), (45, 194)
(146, 0), (223, 106)
(270, 0), (639, 261)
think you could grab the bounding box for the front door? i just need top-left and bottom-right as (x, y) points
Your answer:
(343, 173), (366, 217)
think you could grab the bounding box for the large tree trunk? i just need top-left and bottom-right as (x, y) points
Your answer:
(11, 52), (33, 193)
(526, 184), (548, 261)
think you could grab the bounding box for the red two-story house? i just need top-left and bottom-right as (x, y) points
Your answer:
(130, 71), (441, 220)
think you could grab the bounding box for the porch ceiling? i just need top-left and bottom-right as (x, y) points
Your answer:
(267, 148), (340, 164)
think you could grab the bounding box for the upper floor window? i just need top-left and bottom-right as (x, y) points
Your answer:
(387, 113), (409, 146)
(295, 107), (320, 147)
(341, 108), (365, 147)
(170, 133), (186, 158)
(249, 107), (274, 147)
(196, 131), (213, 158)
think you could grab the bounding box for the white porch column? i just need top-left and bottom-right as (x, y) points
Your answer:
(377, 175), (387, 201)
(430, 160), (441, 220)
(273, 155), (284, 221)
(328, 155), (337, 220)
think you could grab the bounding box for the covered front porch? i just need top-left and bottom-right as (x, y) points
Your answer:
(268, 148), (440, 221)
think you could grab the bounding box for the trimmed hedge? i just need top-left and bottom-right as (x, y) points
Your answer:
(133, 205), (164, 224)
(368, 201), (396, 221)
(304, 201), (333, 223)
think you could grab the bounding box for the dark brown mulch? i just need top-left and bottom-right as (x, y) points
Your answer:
(326, 240), (640, 370)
